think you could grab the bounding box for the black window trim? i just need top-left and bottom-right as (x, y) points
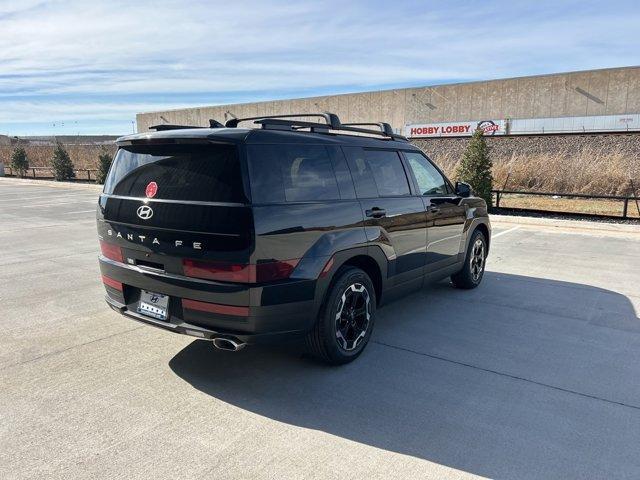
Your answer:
(400, 150), (456, 198)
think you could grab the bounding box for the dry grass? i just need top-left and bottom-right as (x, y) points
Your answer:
(435, 144), (640, 198)
(496, 194), (640, 219)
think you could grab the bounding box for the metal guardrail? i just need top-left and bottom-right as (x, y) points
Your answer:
(493, 189), (640, 219)
(3, 166), (98, 182)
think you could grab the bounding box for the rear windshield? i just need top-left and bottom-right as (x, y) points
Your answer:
(104, 144), (246, 203)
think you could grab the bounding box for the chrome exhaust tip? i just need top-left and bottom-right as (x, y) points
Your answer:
(212, 337), (246, 352)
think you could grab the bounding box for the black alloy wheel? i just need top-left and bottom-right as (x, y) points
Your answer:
(451, 229), (487, 289)
(306, 266), (376, 365)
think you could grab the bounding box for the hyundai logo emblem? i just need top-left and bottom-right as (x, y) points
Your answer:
(136, 205), (154, 220)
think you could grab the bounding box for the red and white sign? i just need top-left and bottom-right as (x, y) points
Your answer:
(406, 120), (506, 138)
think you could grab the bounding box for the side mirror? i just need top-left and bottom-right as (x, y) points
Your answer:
(455, 181), (471, 198)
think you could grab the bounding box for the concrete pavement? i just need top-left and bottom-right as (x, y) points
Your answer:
(1, 178), (640, 479)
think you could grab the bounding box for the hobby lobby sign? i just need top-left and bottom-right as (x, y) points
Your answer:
(405, 120), (506, 138)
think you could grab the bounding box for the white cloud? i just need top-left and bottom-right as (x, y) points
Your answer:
(0, 0), (638, 134)
(0, 99), (206, 122)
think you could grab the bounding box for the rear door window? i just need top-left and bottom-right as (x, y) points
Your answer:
(247, 145), (343, 203)
(365, 150), (411, 197)
(104, 144), (246, 203)
(343, 147), (410, 198)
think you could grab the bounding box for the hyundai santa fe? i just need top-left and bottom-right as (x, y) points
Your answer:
(97, 113), (490, 365)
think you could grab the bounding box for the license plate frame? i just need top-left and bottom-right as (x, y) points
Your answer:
(137, 290), (169, 321)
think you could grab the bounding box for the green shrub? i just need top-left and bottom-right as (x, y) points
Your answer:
(10, 146), (29, 177)
(51, 143), (75, 181)
(95, 147), (113, 184)
(456, 128), (493, 206)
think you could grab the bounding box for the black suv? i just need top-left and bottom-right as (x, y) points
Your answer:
(98, 113), (490, 364)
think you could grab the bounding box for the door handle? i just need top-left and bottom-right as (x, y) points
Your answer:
(429, 206), (441, 214)
(365, 207), (386, 218)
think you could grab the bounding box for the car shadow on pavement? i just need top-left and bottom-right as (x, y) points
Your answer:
(169, 272), (640, 479)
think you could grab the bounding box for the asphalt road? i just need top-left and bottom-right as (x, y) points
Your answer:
(1, 178), (640, 479)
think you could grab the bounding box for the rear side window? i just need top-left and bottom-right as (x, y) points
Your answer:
(104, 144), (246, 203)
(247, 145), (345, 203)
(344, 147), (410, 197)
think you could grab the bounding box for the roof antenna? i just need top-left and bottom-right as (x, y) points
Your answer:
(209, 119), (224, 128)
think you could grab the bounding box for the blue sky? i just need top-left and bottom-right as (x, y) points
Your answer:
(1, 0), (638, 136)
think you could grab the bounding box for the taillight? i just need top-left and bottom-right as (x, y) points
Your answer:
(183, 258), (299, 283)
(100, 240), (123, 263)
(101, 274), (123, 291)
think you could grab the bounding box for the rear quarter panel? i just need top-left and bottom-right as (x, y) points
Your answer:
(251, 201), (368, 272)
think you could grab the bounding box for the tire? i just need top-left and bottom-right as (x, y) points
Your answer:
(305, 266), (376, 365)
(451, 229), (487, 289)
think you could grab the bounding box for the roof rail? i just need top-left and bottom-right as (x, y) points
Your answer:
(225, 113), (341, 129)
(149, 120), (225, 131)
(149, 124), (203, 131)
(343, 122), (395, 136)
(225, 112), (407, 141)
(256, 118), (335, 134)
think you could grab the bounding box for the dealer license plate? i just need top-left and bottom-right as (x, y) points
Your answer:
(137, 290), (169, 321)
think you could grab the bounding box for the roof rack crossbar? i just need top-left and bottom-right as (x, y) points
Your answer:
(225, 113), (341, 129)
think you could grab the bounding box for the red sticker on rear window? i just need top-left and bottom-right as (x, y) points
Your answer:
(145, 182), (158, 198)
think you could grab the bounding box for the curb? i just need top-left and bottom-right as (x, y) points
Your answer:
(490, 213), (640, 234)
(0, 177), (103, 191)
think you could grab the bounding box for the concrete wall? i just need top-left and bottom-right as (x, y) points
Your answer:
(137, 66), (640, 133)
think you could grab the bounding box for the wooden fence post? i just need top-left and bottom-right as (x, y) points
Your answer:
(630, 179), (640, 217)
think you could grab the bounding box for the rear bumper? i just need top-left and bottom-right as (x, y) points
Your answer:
(104, 295), (304, 344)
(99, 256), (319, 344)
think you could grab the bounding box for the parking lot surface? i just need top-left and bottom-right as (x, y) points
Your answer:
(1, 178), (640, 479)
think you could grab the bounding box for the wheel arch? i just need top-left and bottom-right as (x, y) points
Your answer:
(340, 255), (382, 305)
(315, 247), (387, 308)
(474, 222), (490, 252)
